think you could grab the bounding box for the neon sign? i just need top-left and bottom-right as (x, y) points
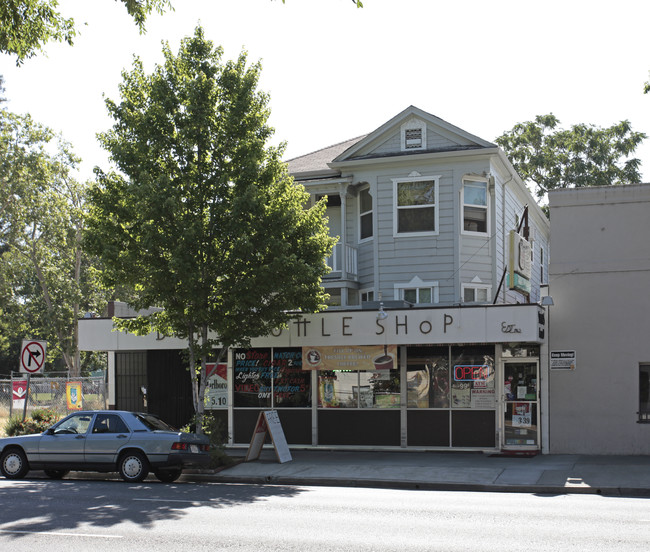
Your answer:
(454, 365), (491, 382)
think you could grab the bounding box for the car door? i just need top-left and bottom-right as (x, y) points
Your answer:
(38, 413), (94, 465)
(84, 413), (132, 465)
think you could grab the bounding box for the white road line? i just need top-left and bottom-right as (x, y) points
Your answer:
(0, 529), (123, 539)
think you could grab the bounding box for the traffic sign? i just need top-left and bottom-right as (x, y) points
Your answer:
(20, 340), (47, 374)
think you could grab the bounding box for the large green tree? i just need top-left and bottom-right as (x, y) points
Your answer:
(0, 110), (103, 375)
(496, 114), (646, 199)
(0, 0), (172, 65)
(85, 27), (335, 431)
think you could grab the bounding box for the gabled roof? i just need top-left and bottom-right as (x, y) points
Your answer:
(287, 136), (365, 180)
(287, 106), (497, 180)
(331, 106), (496, 165)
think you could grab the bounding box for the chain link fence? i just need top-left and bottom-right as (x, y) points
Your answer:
(0, 375), (107, 424)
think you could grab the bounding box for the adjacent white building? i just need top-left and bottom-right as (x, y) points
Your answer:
(547, 184), (650, 454)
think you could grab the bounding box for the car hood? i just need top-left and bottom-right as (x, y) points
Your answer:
(1, 433), (43, 445)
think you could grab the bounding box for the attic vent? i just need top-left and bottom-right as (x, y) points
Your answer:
(404, 128), (423, 149)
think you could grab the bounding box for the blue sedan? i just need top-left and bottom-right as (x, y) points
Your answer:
(0, 410), (210, 483)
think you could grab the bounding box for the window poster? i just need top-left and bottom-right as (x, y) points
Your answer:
(233, 347), (311, 408)
(272, 348), (311, 407)
(205, 363), (228, 409)
(512, 402), (532, 427)
(233, 348), (273, 408)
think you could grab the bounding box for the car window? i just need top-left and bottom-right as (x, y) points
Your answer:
(55, 413), (93, 435)
(92, 414), (129, 434)
(135, 413), (176, 432)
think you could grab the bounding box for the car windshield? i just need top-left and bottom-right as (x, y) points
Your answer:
(135, 413), (176, 432)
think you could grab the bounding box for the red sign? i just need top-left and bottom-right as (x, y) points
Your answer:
(12, 381), (28, 401)
(454, 365), (491, 382)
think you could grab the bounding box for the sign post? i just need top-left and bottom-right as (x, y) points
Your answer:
(245, 410), (292, 464)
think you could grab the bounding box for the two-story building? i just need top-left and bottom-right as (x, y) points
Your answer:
(79, 106), (551, 453)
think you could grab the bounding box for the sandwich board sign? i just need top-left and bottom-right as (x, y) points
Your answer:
(245, 410), (292, 464)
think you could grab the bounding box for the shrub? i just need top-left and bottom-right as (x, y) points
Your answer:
(181, 412), (235, 469)
(4, 409), (60, 437)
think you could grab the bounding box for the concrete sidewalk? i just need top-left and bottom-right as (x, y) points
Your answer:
(187, 450), (650, 497)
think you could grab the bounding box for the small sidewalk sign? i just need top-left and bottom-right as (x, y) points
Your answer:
(245, 410), (292, 464)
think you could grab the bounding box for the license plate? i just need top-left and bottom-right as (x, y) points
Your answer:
(190, 445), (199, 453)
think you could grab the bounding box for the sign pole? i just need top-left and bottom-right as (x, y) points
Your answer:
(22, 373), (30, 422)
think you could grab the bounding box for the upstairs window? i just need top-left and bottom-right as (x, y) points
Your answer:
(393, 176), (439, 236)
(359, 188), (373, 241)
(395, 278), (439, 304)
(462, 284), (491, 303)
(462, 179), (488, 234)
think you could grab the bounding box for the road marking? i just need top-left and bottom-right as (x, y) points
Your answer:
(0, 529), (123, 539)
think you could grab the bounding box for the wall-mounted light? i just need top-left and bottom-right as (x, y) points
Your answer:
(377, 302), (388, 320)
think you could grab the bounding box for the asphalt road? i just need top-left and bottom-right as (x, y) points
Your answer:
(1, 474), (649, 551)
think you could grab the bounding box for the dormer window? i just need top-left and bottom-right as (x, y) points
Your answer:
(401, 118), (427, 151)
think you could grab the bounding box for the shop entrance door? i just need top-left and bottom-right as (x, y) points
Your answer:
(502, 361), (540, 449)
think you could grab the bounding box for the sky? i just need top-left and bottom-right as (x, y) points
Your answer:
(2, 0), (650, 183)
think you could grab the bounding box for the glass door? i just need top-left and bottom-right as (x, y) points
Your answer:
(502, 361), (539, 448)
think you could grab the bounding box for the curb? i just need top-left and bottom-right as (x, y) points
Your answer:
(183, 473), (650, 498)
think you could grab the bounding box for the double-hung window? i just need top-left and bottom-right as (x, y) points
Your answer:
(462, 178), (488, 234)
(395, 278), (439, 304)
(359, 188), (373, 241)
(462, 284), (491, 303)
(393, 176), (439, 236)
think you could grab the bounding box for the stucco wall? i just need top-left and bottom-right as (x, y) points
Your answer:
(548, 184), (650, 454)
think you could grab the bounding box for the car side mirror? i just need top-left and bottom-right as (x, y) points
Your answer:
(45, 428), (54, 435)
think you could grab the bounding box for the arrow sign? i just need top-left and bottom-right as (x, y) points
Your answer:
(20, 340), (47, 374)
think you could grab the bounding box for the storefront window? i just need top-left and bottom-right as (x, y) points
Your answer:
(450, 346), (495, 409)
(272, 348), (310, 407)
(407, 346), (449, 408)
(233, 348), (310, 408)
(318, 369), (400, 408)
(406, 345), (495, 409)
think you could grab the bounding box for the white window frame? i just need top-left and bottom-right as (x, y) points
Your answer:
(360, 289), (375, 303)
(358, 187), (373, 243)
(395, 277), (439, 305)
(461, 283), (492, 303)
(393, 175), (440, 238)
(461, 177), (489, 236)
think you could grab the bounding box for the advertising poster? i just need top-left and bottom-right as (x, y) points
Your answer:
(233, 348), (273, 408)
(66, 381), (83, 410)
(205, 363), (227, 409)
(512, 402), (532, 427)
(302, 345), (396, 371)
(12, 380), (27, 410)
(272, 348), (310, 407)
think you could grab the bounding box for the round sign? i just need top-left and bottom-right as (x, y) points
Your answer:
(21, 341), (46, 373)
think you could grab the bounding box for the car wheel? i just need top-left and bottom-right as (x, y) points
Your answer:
(154, 468), (182, 483)
(44, 469), (70, 479)
(118, 451), (149, 482)
(1, 448), (29, 479)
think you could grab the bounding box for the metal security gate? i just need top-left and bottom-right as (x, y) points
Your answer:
(115, 352), (147, 412)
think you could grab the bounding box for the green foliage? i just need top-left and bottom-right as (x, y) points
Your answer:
(0, 110), (108, 375)
(181, 412), (235, 468)
(86, 26), (335, 432)
(496, 114), (646, 199)
(4, 408), (59, 436)
(0, 0), (172, 65)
